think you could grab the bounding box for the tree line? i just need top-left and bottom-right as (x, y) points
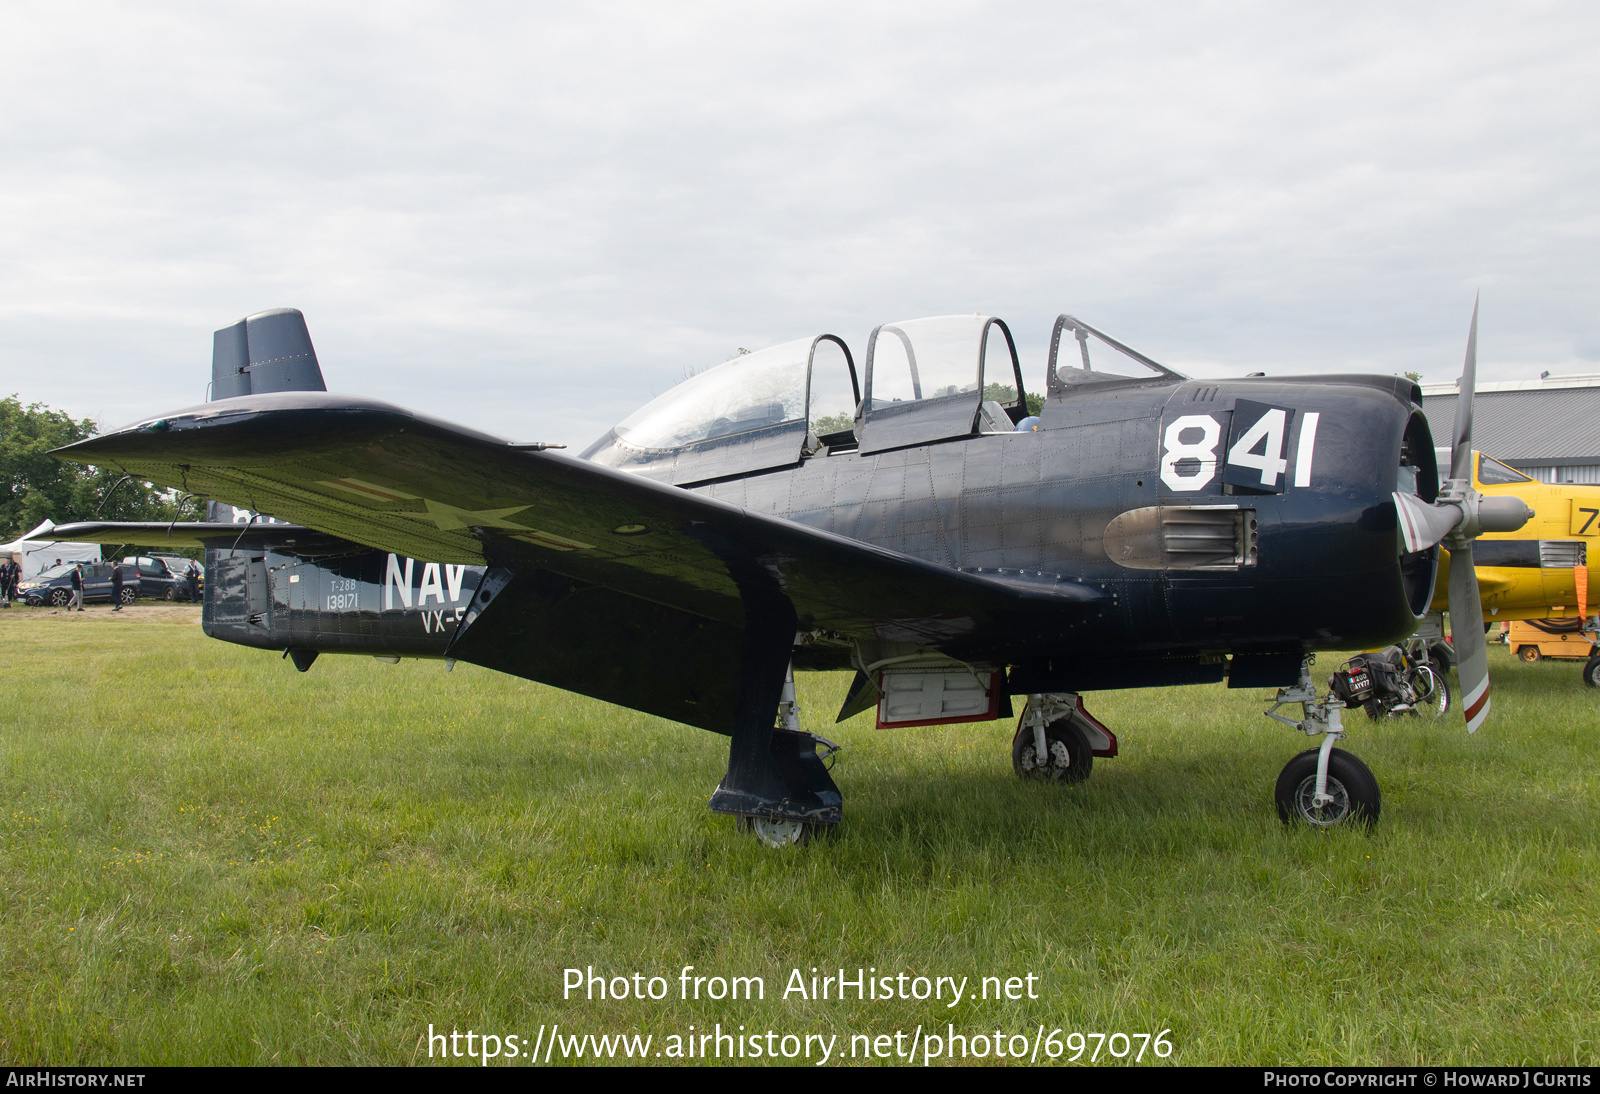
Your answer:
(0, 395), (199, 541)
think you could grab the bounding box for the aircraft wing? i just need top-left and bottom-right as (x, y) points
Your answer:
(56, 392), (1103, 651)
(1430, 550), (1522, 614)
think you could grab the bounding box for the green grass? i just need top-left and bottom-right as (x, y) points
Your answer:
(0, 605), (1597, 1066)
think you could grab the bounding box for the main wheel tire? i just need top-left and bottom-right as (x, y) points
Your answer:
(1518, 645), (1540, 663)
(1012, 718), (1093, 784)
(1275, 748), (1380, 829)
(736, 815), (810, 849)
(117, 587), (135, 605)
(49, 588), (70, 607)
(1584, 658), (1600, 689)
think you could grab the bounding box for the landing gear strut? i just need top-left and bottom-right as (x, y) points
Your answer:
(1264, 658), (1381, 828)
(726, 660), (842, 849)
(708, 598), (842, 847)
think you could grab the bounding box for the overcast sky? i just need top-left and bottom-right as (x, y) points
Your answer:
(2, 2), (1596, 446)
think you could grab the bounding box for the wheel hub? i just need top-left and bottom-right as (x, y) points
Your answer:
(1293, 775), (1351, 827)
(748, 817), (807, 849)
(1019, 738), (1072, 779)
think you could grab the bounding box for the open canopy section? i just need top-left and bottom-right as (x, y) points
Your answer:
(858, 315), (1025, 455)
(1045, 314), (1184, 399)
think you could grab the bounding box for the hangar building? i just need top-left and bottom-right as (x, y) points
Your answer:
(1421, 374), (1600, 485)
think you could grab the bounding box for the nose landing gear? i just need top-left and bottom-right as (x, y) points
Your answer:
(1264, 658), (1381, 828)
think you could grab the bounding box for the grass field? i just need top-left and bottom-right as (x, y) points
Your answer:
(0, 603), (1596, 1066)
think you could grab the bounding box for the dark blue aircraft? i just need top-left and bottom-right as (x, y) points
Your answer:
(51, 304), (1528, 845)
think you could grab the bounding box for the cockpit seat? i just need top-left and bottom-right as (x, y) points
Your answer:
(705, 401), (790, 439)
(977, 400), (1013, 434)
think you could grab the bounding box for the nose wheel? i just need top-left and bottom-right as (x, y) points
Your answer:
(1274, 747), (1381, 828)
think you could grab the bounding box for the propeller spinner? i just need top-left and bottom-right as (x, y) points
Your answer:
(1392, 298), (1533, 732)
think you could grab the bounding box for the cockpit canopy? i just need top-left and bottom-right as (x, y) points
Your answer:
(581, 335), (859, 485)
(610, 339), (809, 450)
(582, 311), (1171, 483)
(857, 314), (1026, 453)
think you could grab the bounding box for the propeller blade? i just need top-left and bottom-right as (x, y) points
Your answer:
(1449, 295), (1479, 483)
(1448, 540), (1491, 733)
(1394, 492), (1462, 553)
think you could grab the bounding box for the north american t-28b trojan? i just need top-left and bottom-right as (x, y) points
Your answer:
(53, 303), (1529, 845)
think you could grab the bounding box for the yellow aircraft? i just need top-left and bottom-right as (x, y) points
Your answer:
(1431, 451), (1597, 625)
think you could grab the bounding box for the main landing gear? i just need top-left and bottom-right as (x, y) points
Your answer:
(726, 661), (843, 849)
(709, 605), (843, 849)
(1264, 659), (1381, 828)
(1011, 693), (1115, 784)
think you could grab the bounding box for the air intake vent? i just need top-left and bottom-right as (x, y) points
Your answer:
(1103, 505), (1258, 571)
(1541, 540), (1587, 569)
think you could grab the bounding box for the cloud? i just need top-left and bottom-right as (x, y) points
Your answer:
(1, 2), (1596, 444)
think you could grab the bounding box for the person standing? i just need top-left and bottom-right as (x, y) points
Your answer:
(186, 561), (200, 603)
(68, 562), (84, 611)
(0, 557), (16, 607)
(110, 561), (125, 611)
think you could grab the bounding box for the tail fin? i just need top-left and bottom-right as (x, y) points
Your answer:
(210, 308), (327, 399)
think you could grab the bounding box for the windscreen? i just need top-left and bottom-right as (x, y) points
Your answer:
(1049, 316), (1180, 389)
(1478, 453), (1533, 485)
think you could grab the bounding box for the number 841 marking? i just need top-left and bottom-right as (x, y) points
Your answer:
(1160, 408), (1319, 492)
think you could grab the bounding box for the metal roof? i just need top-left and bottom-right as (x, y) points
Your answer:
(1422, 384), (1600, 465)
(1419, 373), (1600, 396)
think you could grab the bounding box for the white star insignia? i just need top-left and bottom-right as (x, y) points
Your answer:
(404, 499), (533, 531)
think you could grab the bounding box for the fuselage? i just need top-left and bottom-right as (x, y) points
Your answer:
(200, 372), (1436, 696)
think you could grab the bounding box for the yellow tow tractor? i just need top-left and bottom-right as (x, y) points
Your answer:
(1504, 619), (1596, 666)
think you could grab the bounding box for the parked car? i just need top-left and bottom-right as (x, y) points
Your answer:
(18, 561), (124, 606)
(120, 555), (200, 601)
(152, 554), (203, 600)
